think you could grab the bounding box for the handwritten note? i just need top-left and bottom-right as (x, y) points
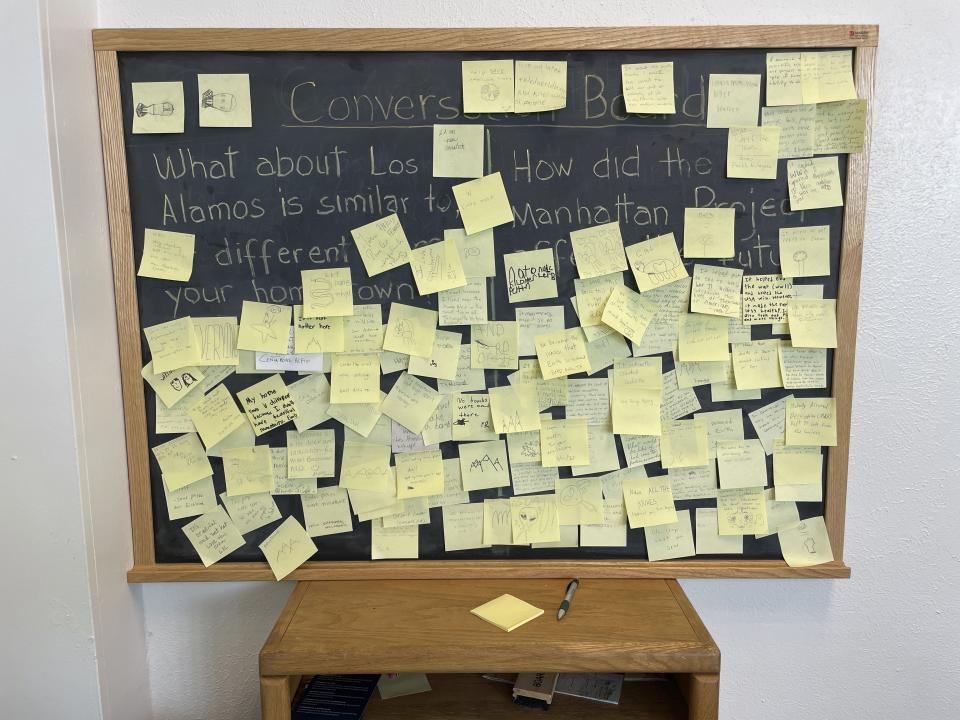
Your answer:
(287, 373), (331, 432)
(748, 395), (793, 455)
(259, 516), (317, 580)
(695, 507), (743, 554)
(351, 214), (412, 276)
(438, 277), (488, 326)
(131, 81), (184, 134)
(716, 486), (768, 535)
(286, 429), (335, 478)
(188, 383), (245, 447)
(622, 475), (677, 528)
(459, 439), (511, 491)
(219, 491), (281, 535)
(600, 285), (657, 345)
(787, 156), (843, 210)
(433, 124), (484, 178)
(256, 327), (323, 372)
(787, 299), (837, 348)
(462, 59), (514, 113)
(785, 397), (837, 446)
(339, 441), (393, 492)
(660, 418), (709, 469)
(503, 248), (558, 302)
(762, 103), (816, 158)
(778, 345), (827, 389)
(646, 509), (696, 561)
(706, 74), (761, 128)
(778, 225), (830, 277)
(222, 445), (275, 496)
(482, 498), (513, 545)
(684, 208), (735, 258)
(773, 441), (823, 488)
(407, 329), (462, 381)
(452, 172), (513, 235)
(741, 274), (794, 324)
(621, 62), (675, 114)
(815, 99), (867, 154)
(731, 340), (783, 390)
(142, 361), (204, 409)
(384, 303), (438, 358)
(197, 73), (252, 128)
(690, 264), (743, 317)
(678, 313), (729, 362)
(471, 321), (519, 370)
(238, 374), (298, 435)
(182, 506), (244, 566)
(301, 487), (353, 537)
(452, 393), (497, 441)
(716, 439), (768, 489)
(570, 222), (628, 279)
(515, 306), (564, 357)
(409, 239), (467, 295)
(138, 228), (195, 281)
(342, 304), (384, 352)
(573, 272), (621, 326)
(800, 50), (857, 104)
(442, 503), (488, 551)
(144, 316), (202, 373)
(727, 126), (780, 179)
(371, 521), (419, 559)
(381, 372), (442, 434)
(396, 449), (445, 499)
(237, 301), (292, 354)
(163, 476), (216, 521)
(152, 432), (213, 491)
(540, 417), (589, 467)
(534, 328), (590, 379)
(765, 52), (802, 106)
(515, 60), (567, 112)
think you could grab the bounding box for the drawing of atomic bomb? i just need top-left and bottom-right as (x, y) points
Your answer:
(480, 83), (501, 102)
(201, 88), (237, 112)
(136, 101), (174, 117)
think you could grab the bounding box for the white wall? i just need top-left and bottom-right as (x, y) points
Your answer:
(11, 0), (959, 718)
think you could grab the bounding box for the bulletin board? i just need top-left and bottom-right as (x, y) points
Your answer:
(92, 26), (877, 581)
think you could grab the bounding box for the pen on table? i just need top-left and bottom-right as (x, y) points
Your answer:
(557, 578), (579, 620)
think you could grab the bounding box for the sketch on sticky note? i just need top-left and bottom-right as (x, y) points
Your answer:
(252, 305), (284, 343)
(136, 101), (174, 117)
(201, 89), (237, 112)
(470, 453), (504, 473)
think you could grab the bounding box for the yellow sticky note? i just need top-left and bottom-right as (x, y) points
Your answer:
(765, 52), (803, 107)
(731, 340), (783, 390)
(646, 509), (696, 561)
(556, 477), (604, 525)
(142, 362), (204, 409)
(219, 491), (281, 534)
(471, 594), (543, 632)
(773, 442), (823, 486)
(351, 214), (412, 276)
(382, 372), (441, 434)
(409, 239), (467, 295)
(534, 328), (590, 379)
(540, 417), (589, 467)
(625, 232), (688, 292)
(164, 476), (217, 521)
(188, 383), (245, 448)
(182, 506), (244, 566)
(678, 313), (729, 362)
(573, 272), (621, 326)
(330, 352), (381, 405)
(717, 486), (768, 535)
(510, 494), (561, 545)
(407, 329), (462, 381)
(471, 321), (519, 370)
(815, 99), (867, 154)
(152, 432), (214, 491)
(503, 248), (558, 302)
(222, 445), (275, 496)
(690, 264), (743, 318)
(452, 172), (513, 235)
(488, 384), (540, 434)
(260, 516), (317, 580)
(623, 475), (677, 528)
(462, 60), (514, 113)
(144, 316), (202, 373)
(433, 124), (484, 178)
(301, 487), (353, 537)
(600, 285), (659, 343)
(384, 303), (437, 358)
(741, 275), (794, 324)
(610, 358), (662, 436)
(660, 419), (709, 468)
(621, 62), (675, 114)
(716, 439), (768, 488)
(570, 222), (628, 279)
(779, 226), (830, 278)
(443, 503), (489, 551)
(452, 394), (497, 442)
(483, 498), (513, 545)
(695, 508), (743, 555)
(288, 373), (331, 433)
(762, 104), (816, 159)
(197, 73), (252, 127)
(371, 522), (419, 560)
(684, 208), (735, 258)
(800, 50), (857, 104)
(236, 301), (291, 354)
(237, 374), (298, 435)
(439, 277), (489, 326)
(787, 299), (837, 348)
(515, 60), (567, 112)
(727, 126), (781, 180)
(292, 305), (344, 354)
(301, 268), (353, 318)
(138, 228), (195, 281)
(779, 516), (834, 567)
(787, 156), (843, 210)
(459, 440), (511, 491)
(778, 346), (827, 390)
(131, 81), (184, 134)
(445, 227), (496, 277)
(339, 441), (393, 492)
(396, 449), (445, 499)
(707, 74), (761, 128)
(190, 318), (239, 367)
(785, 397), (837, 446)
(286, 429), (335, 479)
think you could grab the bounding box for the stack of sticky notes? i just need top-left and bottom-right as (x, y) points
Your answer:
(471, 594), (544, 632)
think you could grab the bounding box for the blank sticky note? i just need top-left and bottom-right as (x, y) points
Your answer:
(471, 594), (543, 632)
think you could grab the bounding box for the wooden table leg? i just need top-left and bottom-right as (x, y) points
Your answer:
(260, 675), (292, 720)
(677, 673), (720, 720)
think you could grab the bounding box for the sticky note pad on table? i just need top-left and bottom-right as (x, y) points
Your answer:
(471, 594), (544, 632)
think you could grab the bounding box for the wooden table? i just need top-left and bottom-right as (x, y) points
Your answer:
(260, 579), (720, 719)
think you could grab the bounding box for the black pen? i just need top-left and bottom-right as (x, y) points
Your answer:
(556, 578), (579, 620)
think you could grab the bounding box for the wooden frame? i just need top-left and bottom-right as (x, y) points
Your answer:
(93, 25), (877, 582)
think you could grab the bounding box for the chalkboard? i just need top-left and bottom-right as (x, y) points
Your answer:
(95, 26), (876, 580)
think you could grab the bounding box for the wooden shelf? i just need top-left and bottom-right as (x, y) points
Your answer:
(358, 674), (687, 720)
